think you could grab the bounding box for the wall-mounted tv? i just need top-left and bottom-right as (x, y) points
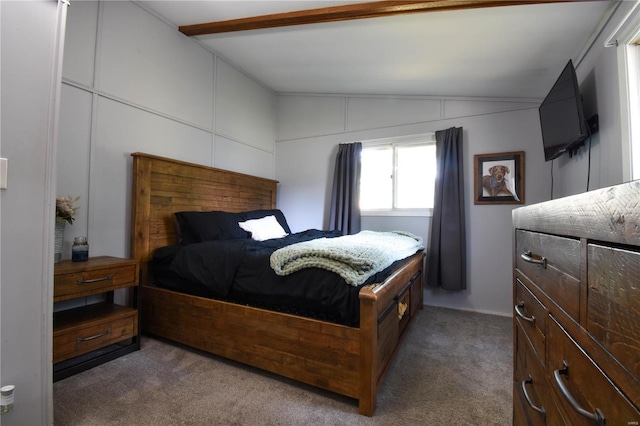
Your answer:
(538, 59), (589, 162)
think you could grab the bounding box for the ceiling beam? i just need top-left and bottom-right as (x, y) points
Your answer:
(179, 0), (600, 36)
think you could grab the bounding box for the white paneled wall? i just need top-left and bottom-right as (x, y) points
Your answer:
(1, 2), (62, 423)
(62, 0), (98, 86)
(215, 60), (276, 153)
(277, 96), (347, 140)
(99, 2), (214, 129)
(90, 97), (213, 256)
(58, 1), (276, 261)
(57, 85), (92, 255)
(346, 97), (442, 131)
(214, 135), (274, 179)
(276, 94), (543, 316)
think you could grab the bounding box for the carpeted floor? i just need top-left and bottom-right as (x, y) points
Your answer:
(54, 306), (512, 425)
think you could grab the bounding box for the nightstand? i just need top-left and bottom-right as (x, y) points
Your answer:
(53, 256), (140, 381)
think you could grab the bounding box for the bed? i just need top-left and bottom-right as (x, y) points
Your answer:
(131, 152), (426, 416)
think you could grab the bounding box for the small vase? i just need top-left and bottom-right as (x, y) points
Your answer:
(72, 236), (89, 262)
(54, 218), (66, 263)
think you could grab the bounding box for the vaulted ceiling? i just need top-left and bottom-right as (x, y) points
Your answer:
(138, 0), (615, 99)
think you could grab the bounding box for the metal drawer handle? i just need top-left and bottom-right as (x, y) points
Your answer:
(514, 302), (535, 324)
(76, 329), (111, 343)
(520, 251), (547, 269)
(77, 274), (113, 284)
(553, 362), (605, 426)
(398, 302), (408, 320)
(522, 375), (545, 417)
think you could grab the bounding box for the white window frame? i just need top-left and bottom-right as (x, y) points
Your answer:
(606, 1), (640, 181)
(360, 133), (436, 217)
(629, 44), (640, 181)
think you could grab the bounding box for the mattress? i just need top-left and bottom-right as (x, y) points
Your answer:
(150, 229), (408, 326)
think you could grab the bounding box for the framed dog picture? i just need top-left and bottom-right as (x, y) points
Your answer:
(474, 151), (524, 205)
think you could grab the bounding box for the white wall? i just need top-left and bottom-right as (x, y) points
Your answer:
(276, 96), (546, 316)
(550, 2), (635, 198)
(275, 4), (636, 317)
(1, 1), (63, 424)
(1, 1), (632, 423)
(58, 1), (276, 260)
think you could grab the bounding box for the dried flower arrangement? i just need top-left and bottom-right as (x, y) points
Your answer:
(56, 195), (80, 224)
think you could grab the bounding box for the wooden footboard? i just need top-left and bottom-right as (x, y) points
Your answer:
(359, 251), (424, 415)
(141, 251), (424, 415)
(131, 152), (425, 415)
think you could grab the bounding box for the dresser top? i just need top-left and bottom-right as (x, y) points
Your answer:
(513, 181), (640, 245)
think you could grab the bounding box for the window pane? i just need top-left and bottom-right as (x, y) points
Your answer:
(396, 144), (436, 208)
(360, 147), (392, 209)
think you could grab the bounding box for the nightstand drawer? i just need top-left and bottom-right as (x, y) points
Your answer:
(53, 303), (138, 364)
(515, 230), (581, 321)
(54, 258), (137, 301)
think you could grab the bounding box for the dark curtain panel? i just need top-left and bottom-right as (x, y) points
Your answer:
(329, 142), (362, 235)
(428, 127), (467, 290)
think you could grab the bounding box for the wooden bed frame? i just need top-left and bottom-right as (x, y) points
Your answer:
(130, 152), (425, 416)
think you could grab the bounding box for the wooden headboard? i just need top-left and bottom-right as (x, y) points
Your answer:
(130, 152), (278, 283)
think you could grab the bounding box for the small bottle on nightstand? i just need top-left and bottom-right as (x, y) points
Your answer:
(71, 236), (89, 262)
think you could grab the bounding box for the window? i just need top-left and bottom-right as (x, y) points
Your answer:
(605, 2), (640, 180)
(360, 134), (436, 216)
(628, 42), (640, 180)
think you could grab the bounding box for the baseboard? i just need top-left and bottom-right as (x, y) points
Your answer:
(422, 303), (512, 318)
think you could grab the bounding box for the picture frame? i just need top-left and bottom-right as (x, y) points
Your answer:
(474, 151), (524, 205)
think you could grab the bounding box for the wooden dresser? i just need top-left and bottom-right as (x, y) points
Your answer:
(53, 256), (140, 381)
(512, 182), (640, 425)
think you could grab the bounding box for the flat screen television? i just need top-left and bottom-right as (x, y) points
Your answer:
(538, 59), (589, 162)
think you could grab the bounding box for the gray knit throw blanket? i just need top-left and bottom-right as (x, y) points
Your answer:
(270, 230), (424, 287)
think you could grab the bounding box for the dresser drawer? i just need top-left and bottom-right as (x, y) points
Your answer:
(54, 262), (137, 301)
(515, 275), (547, 366)
(515, 230), (581, 321)
(515, 323), (567, 426)
(587, 244), (640, 382)
(547, 315), (640, 425)
(53, 303), (138, 364)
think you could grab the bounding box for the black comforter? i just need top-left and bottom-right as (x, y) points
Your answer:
(151, 229), (400, 327)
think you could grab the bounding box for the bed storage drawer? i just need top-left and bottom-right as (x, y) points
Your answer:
(515, 230), (581, 321)
(376, 268), (422, 380)
(547, 316), (640, 425)
(53, 303), (138, 364)
(409, 269), (423, 317)
(514, 274), (547, 366)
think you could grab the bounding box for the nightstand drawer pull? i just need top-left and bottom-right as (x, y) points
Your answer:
(521, 251), (547, 269)
(76, 329), (111, 343)
(522, 375), (545, 417)
(514, 302), (535, 324)
(77, 275), (113, 284)
(553, 362), (605, 426)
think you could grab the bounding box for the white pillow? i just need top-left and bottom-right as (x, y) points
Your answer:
(238, 215), (288, 241)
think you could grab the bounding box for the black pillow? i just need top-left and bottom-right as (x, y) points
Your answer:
(174, 211), (247, 245)
(239, 209), (292, 234)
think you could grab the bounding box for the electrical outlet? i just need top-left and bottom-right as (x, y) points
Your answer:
(0, 158), (7, 189)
